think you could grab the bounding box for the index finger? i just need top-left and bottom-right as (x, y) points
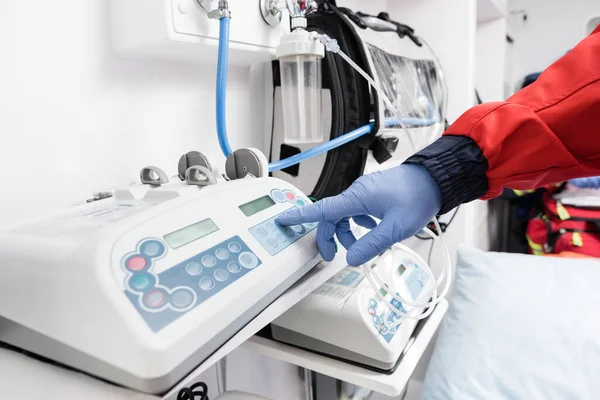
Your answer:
(276, 192), (366, 226)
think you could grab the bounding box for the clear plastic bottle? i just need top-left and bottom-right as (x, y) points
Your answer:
(279, 54), (323, 144)
(276, 28), (325, 144)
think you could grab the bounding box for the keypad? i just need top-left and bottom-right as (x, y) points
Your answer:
(249, 213), (316, 256)
(122, 236), (261, 332)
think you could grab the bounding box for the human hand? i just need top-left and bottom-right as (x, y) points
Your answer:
(569, 177), (600, 189)
(276, 164), (442, 266)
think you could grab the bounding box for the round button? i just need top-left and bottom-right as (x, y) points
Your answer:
(389, 326), (397, 334)
(285, 228), (295, 238)
(267, 239), (278, 249)
(228, 242), (241, 253)
(215, 248), (229, 260)
(171, 288), (195, 309)
(295, 199), (306, 207)
(369, 299), (377, 307)
(140, 240), (165, 258)
(128, 273), (155, 292)
(284, 190), (296, 201)
(292, 225), (306, 234)
(305, 222), (317, 230)
(256, 228), (268, 237)
(368, 308), (376, 316)
(276, 233), (287, 243)
(126, 255), (147, 272)
(214, 269), (230, 282)
(381, 326), (388, 334)
(266, 222), (277, 232)
(199, 278), (215, 291)
(239, 252), (259, 269)
(201, 255), (217, 268)
(144, 289), (167, 309)
(227, 261), (242, 274)
(186, 262), (202, 276)
(372, 316), (381, 325)
(270, 189), (286, 203)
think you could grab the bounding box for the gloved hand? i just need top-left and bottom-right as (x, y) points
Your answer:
(569, 177), (600, 189)
(276, 164), (442, 266)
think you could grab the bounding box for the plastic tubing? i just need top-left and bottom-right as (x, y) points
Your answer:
(216, 17), (233, 157)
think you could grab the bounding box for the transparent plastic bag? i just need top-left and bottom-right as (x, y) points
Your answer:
(366, 43), (447, 150)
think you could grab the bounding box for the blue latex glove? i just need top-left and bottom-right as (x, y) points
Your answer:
(569, 177), (600, 189)
(276, 164), (442, 266)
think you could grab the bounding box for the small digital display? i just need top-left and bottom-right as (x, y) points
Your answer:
(398, 264), (407, 276)
(164, 219), (219, 249)
(239, 195), (276, 217)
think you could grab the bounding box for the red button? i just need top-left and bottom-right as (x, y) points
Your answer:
(368, 308), (376, 315)
(127, 256), (146, 271)
(286, 192), (295, 200)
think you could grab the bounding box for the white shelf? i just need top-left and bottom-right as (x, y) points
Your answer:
(163, 252), (349, 398)
(243, 299), (449, 397)
(478, 0), (507, 24)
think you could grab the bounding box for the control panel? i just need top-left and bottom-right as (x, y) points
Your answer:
(117, 187), (316, 332)
(367, 257), (429, 343)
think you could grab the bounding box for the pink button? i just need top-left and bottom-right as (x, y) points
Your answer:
(127, 256), (146, 271)
(144, 289), (166, 308)
(286, 192), (295, 200)
(368, 308), (376, 315)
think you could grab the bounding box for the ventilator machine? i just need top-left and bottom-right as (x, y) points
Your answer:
(0, 0), (452, 396)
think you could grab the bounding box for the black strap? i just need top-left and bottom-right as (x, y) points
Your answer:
(357, 135), (398, 164)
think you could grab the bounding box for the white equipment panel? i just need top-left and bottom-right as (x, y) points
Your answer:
(0, 177), (319, 394)
(271, 244), (434, 370)
(110, 0), (288, 65)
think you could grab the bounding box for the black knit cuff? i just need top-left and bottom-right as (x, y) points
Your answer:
(405, 135), (489, 214)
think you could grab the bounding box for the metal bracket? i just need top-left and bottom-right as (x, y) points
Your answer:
(140, 166), (169, 186)
(185, 166), (218, 186)
(260, 0), (283, 27)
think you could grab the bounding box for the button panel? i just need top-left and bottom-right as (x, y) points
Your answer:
(368, 296), (405, 344)
(249, 210), (316, 256)
(122, 236), (261, 332)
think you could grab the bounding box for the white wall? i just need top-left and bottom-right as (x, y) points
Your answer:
(508, 0), (600, 89)
(0, 1), (304, 399)
(0, 0), (271, 225)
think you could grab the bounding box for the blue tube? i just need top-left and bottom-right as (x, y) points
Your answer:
(216, 17), (233, 157)
(269, 124), (374, 172)
(268, 117), (437, 172)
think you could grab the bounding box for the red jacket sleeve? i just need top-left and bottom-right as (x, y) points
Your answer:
(444, 25), (600, 199)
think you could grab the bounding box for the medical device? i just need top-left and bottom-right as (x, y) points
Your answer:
(271, 243), (435, 370)
(0, 150), (320, 394)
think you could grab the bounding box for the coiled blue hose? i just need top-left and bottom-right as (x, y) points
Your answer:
(217, 17), (233, 157)
(215, 16), (437, 171)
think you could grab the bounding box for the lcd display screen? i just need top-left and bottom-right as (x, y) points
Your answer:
(239, 195), (276, 217)
(164, 218), (219, 249)
(398, 264), (407, 276)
